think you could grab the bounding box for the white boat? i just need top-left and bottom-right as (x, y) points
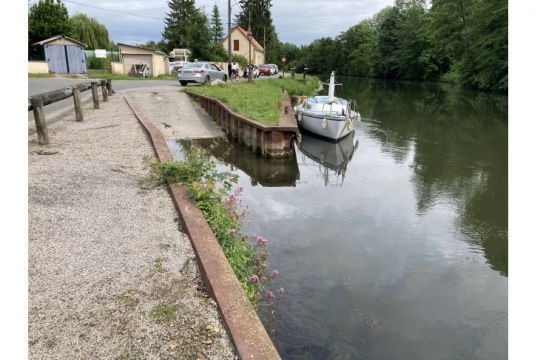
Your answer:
(294, 71), (360, 140)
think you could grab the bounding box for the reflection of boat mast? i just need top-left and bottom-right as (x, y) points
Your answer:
(299, 131), (359, 186)
(317, 139), (359, 186)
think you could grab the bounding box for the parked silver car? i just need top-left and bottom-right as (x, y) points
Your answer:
(178, 62), (227, 86)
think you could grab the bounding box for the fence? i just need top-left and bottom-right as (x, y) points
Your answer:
(29, 80), (114, 145)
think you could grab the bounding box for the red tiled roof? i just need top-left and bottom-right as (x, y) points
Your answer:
(225, 26), (264, 52)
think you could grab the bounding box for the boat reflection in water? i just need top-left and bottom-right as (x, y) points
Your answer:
(297, 131), (359, 186)
(173, 137), (300, 187)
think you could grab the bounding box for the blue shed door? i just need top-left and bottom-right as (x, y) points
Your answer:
(66, 46), (86, 73)
(44, 45), (67, 73)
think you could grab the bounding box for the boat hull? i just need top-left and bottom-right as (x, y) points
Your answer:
(297, 112), (353, 140)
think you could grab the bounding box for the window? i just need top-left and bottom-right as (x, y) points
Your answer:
(234, 40), (239, 51)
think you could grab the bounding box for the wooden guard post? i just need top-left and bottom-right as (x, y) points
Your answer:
(30, 97), (49, 145)
(106, 79), (113, 96)
(29, 79), (113, 145)
(101, 80), (108, 102)
(72, 87), (83, 122)
(91, 81), (100, 109)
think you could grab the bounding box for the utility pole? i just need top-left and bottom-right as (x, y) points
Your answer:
(263, 27), (266, 64)
(248, 12), (253, 83)
(228, 0), (232, 81)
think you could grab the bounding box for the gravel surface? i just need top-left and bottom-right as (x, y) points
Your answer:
(28, 94), (235, 359)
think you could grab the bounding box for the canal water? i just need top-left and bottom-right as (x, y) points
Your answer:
(168, 77), (508, 360)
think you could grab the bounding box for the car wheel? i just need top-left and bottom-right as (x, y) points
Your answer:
(180, 81), (187, 86)
(223, 75), (227, 82)
(204, 76), (210, 85)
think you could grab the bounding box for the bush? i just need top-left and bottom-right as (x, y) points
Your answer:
(86, 54), (110, 70)
(232, 54), (248, 67)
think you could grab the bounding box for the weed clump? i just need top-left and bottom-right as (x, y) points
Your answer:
(151, 148), (283, 306)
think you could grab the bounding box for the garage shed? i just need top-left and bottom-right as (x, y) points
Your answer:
(117, 43), (168, 77)
(32, 35), (87, 74)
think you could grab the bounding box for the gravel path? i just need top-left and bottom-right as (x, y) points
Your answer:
(28, 94), (235, 359)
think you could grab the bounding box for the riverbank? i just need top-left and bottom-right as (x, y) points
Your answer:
(28, 93), (235, 358)
(185, 76), (319, 125)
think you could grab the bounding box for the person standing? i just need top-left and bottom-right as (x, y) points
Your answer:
(231, 62), (238, 81)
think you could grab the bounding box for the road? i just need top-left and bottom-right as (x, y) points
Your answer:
(28, 78), (181, 125)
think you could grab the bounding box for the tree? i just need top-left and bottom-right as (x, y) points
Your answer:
(392, 2), (436, 80)
(210, 4), (224, 44)
(337, 20), (378, 77)
(371, 6), (401, 78)
(304, 37), (340, 75)
(189, 11), (214, 60)
(162, 0), (213, 59)
(457, 0), (507, 90)
(236, 0), (280, 63)
(163, 0), (198, 51)
(68, 13), (112, 49)
(28, 0), (71, 45)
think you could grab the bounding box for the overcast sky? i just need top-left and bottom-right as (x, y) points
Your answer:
(60, 0), (394, 46)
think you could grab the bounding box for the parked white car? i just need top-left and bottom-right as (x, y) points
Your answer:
(268, 64), (279, 75)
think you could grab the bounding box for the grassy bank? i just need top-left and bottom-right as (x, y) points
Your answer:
(185, 76), (319, 126)
(87, 70), (177, 81)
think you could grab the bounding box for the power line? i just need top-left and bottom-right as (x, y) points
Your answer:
(64, 0), (164, 21)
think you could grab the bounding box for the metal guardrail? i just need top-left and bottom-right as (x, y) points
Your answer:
(29, 80), (113, 145)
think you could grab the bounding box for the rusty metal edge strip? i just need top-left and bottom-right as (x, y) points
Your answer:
(122, 92), (281, 360)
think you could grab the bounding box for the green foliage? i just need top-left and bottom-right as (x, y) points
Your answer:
(150, 148), (265, 304)
(163, 0), (214, 59)
(68, 13), (112, 49)
(232, 54), (248, 67)
(141, 40), (167, 52)
(210, 4), (224, 44)
(28, 0), (72, 45)
(285, 0), (506, 91)
(339, 21), (378, 77)
(86, 54), (110, 70)
(456, 0), (508, 91)
(185, 76), (319, 125)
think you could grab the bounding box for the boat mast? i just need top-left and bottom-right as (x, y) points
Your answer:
(328, 71), (336, 101)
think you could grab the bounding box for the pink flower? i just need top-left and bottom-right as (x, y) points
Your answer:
(270, 269), (279, 278)
(249, 274), (259, 283)
(277, 287), (285, 296)
(228, 228), (236, 236)
(244, 219), (252, 225)
(257, 236), (268, 245)
(266, 290), (275, 299)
